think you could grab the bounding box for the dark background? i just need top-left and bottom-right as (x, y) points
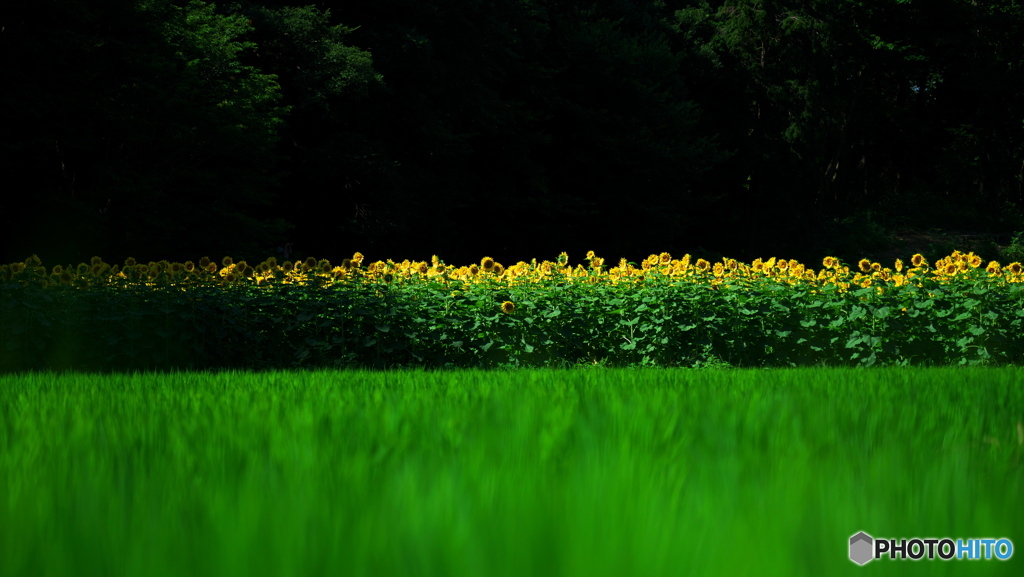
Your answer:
(3, 0), (1023, 268)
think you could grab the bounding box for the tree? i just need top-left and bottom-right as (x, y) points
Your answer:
(1, 0), (290, 264)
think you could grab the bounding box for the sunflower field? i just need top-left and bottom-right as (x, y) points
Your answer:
(3, 250), (1024, 371)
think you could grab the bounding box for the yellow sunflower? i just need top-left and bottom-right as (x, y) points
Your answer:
(501, 301), (515, 314)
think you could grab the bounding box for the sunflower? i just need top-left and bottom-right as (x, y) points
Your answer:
(469, 264), (480, 275)
(352, 252), (365, 265)
(185, 261), (195, 272)
(206, 262), (218, 273)
(222, 256), (233, 267)
(585, 250), (596, 260)
(986, 261), (1001, 274)
(857, 259), (872, 273)
(51, 264), (63, 275)
(695, 258), (710, 272)
(481, 257), (496, 272)
(1009, 262), (1023, 275)
(911, 253), (925, 268)
(968, 254), (983, 268)
(659, 252), (672, 265)
(557, 252), (569, 266)
(125, 257), (138, 267)
(894, 259), (903, 273)
(944, 263), (957, 275)
(418, 262), (429, 274)
(319, 259), (332, 273)
(501, 301), (515, 314)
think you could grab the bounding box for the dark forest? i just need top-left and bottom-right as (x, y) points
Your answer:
(3, 0), (1023, 267)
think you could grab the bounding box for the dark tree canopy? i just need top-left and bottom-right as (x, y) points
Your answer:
(3, 0), (1023, 266)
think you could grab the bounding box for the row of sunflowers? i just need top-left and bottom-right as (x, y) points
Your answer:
(3, 250), (1024, 293)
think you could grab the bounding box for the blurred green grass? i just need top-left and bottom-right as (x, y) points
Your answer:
(1, 367), (1021, 576)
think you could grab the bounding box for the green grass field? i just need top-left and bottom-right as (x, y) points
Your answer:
(1, 368), (1021, 576)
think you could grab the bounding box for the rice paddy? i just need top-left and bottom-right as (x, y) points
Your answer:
(1, 367), (1021, 576)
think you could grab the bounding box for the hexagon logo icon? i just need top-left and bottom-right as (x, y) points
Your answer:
(850, 532), (874, 565)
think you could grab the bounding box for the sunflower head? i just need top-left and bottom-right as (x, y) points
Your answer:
(858, 259), (872, 273)
(481, 256), (496, 272)
(911, 253), (925, 268)
(222, 256), (233, 267)
(352, 252), (365, 265)
(185, 261), (195, 272)
(696, 258), (711, 272)
(318, 259), (332, 273)
(51, 264), (63, 275)
(282, 261), (294, 273)
(206, 262), (218, 273)
(894, 259), (903, 273)
(469, 264), (480, 275)
(557, 252), (569, 266)
(986, 261), (1001, 274)
(659, 252), (672, 265)
(1009, 262), (1023, 275)
(125, 257), (138, 267)
(822, 256), (836, 269)
(501, 301), (515, 314)
(418, 262), (429, 274)
(585, 250), (596, 260)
